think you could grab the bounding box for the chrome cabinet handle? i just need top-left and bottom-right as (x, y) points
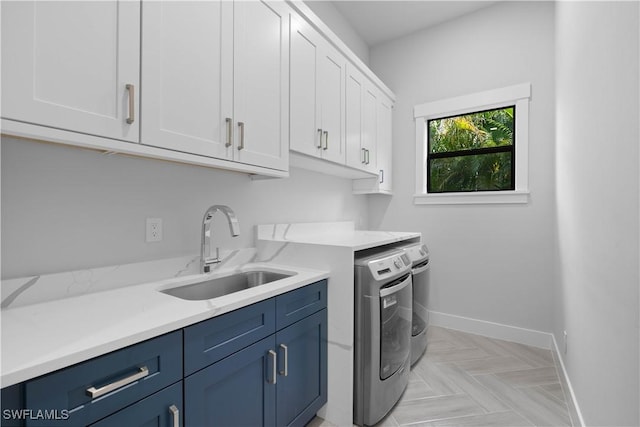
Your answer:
(279, 344), (288, 376)
(125, 84), (135, 124)
(361, 148), (366, 164)
(380, 169), (384, 184)
(365, 149), (370, 165)
(323, 131), (328, 150)
(169, 405), (179, 427)
(317, 129), (323, 149)
(86, 366), (149, 399)
(268, 349), (277, 384)
(237, 122), (245, 150)
(225, 118), (233, 147)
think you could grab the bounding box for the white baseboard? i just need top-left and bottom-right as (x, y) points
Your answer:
(551, 335), (586, 427)
(428, 310), (553, 349)
(428, 310), (585, 426)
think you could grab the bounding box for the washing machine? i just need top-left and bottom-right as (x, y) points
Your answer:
(354, 249), (412, 426)
(399, 242), (430, 365)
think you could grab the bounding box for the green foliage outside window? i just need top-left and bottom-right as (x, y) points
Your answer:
(428, 106), (515, 193)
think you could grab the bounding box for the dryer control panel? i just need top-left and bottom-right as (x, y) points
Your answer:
(366, 252), (411, 281)
(402, 243), (429, 265)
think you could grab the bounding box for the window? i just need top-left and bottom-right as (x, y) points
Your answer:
(414, 83), (530, 204)
(428, 106), (515, 193)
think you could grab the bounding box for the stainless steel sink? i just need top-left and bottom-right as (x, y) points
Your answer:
(161, 270), (295, 301)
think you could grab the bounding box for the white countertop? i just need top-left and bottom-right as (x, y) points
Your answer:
(257, 221), (420, 251)
(1, 258), (328, 387)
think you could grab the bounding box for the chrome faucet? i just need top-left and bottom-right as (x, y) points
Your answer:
(201, 205), (240, 273)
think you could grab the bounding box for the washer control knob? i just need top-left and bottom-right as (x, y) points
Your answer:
(393, 259), (403, 269)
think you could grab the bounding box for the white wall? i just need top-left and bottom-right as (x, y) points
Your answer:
(368, 1), (557, 333)
(0, 137), (368, 279)
(555, 2), (639, 425)
(303, 0), (370, 65)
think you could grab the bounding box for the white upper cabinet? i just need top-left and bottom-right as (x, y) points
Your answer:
(345, 66), (363, 170)
(290, 17), (345, 164)
(1, 1), (140, 142)
(141, 1), (232, 159)
(345, 64), (377, 172)
(142, 0), (289, 171)
(290, 17), (320, 157)
(1, 0), (391, 179)
(353, 92), (393, 194)
(362, 84), (378, 173)
(233, 0), (290, 171)
(377, 95), (393, 192)
(317, 44), (346, 164)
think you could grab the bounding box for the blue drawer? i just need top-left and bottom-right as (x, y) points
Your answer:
(183, 298), (275, 376)
(276, 280), (327, 331)
(88, 382), (182, 427)
(25, 331), (182, 427)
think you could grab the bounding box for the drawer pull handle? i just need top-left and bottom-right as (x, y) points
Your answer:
(317, 129), (323, 149)
(268, 349), (277, 384)
(323, 130), (329, 150)
(125, 84), (135, 124)
(86, 366), (149, 398)
(225, 118), (233, 147)
(237, 121), (245, 150)
(279, 343), (288, 376)
(169, 404), (179, 427)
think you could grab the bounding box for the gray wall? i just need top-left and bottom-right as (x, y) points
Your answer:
(304, 0), (370, 65)
(1, 137), (368, 279)
(554, 2), (639, 425)
(368, 1), (557, 333)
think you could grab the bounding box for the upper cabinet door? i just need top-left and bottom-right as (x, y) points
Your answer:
(141, 1), (233, 159)
(318, 44), (346, 164)
(1, 1), (140, 142)
(289, 16), (345, 165)
(289, 16), (321, 157)
(233, 0), (290, 171)
(345, 65), (364, 170)
(377, 95), (393, 192)
(362, 84), (378, 172)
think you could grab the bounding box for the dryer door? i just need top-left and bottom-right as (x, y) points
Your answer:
(379, 274), (412, 380)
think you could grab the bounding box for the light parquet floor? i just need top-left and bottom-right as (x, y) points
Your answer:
(378, 326), (573, 427)
(310, 326), (575, 427)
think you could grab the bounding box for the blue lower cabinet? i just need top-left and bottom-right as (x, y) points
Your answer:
(184, 282), (328, 427)
(184, 336), (277, 427)
(1, 383), (25, 427)
(89, 382), (182, 427)
(4, 280), (328, 427)
(276, 309), (327, 427)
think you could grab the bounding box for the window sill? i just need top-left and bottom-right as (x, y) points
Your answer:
(413, 190), (529, 205)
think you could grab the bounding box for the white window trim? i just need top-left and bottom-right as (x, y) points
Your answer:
(413, 83), (531, 205)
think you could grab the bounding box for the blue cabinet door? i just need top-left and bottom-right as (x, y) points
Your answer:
(275, 309), (327, 427)
(89, 382), (182, 427)
(184, 335), (276, 427)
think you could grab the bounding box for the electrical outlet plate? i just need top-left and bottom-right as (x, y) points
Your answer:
(146, 218), (163, 242)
